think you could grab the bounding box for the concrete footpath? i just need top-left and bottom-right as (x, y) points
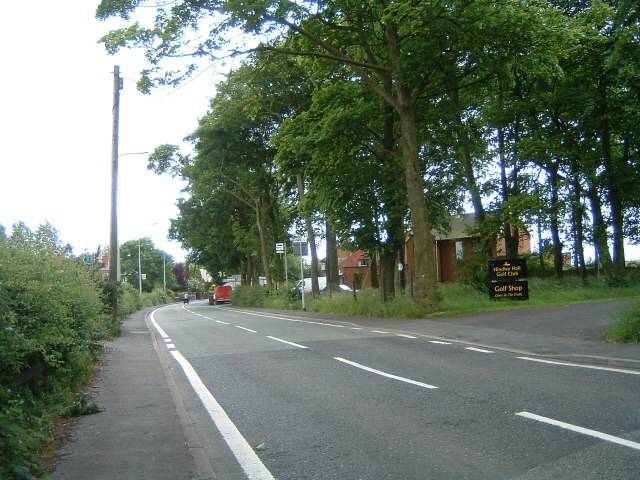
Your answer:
(51, 308), (215, 480)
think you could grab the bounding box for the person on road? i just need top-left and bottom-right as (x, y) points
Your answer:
(183, 293), (189, 304)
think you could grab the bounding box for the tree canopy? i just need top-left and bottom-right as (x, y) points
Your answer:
(99, 0), (640, 306)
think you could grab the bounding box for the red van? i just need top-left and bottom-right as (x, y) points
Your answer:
(213, 284), (233, 304)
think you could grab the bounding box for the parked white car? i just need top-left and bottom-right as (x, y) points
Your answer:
(293, 277), (353, 294)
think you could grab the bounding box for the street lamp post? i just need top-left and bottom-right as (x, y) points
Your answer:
(138, 239), (142, 295)
(162, 252), (166, 301)
(150, 222), (167, 303)
(109, 65), (123, 320)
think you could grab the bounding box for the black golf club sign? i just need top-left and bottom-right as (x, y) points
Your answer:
(488, 259), (529, 300)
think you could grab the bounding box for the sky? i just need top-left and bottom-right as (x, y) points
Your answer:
(0, 1), (223, 262)
(1, 2), (637, 265)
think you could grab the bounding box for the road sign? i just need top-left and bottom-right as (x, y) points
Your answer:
(488, 259), (527, 281)
(82, 254), (93, 265)
(293, 241), (308, 256)
(489, 280), (529, 300)
(141, 273), (147, 280)
(488, 258), (528, 301)
(275, 242), (285, 254)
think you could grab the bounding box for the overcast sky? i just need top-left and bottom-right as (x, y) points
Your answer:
(1, 2), (637, 264)
(0, 1), (223, 262)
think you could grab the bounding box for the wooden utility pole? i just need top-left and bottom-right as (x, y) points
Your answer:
(109, 65), (123, 318)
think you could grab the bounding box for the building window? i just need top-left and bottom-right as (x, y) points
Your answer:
(358, 258), (370, 267)
(455, 240), (464, 260)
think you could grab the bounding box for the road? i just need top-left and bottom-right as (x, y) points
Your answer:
(150, 301), (640, 480)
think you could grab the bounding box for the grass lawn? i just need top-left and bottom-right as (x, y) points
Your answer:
(436, 276), (640, 316)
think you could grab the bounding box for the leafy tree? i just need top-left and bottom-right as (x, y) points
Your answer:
(172, 262), (188, 288)
(97, 0), (462, 307)
(119, 238), (175, 292)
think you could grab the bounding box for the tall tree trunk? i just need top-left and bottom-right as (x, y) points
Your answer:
(380, 249), (396, 301)
(296, 174), (319, 297)
(397, 91), (438, 308)
(397, 247), (406, 293)
(370, 251), (379, 289)
(241, 257), (247, 285)
(385, 22), (438, 309)
(570, 159), (587, 282)
(585, 176), (612, 272)
(246, 255), (258, 285)
(498, 123), (514, 257)
(325, 219), (339, 293)
(495, 74), (519, 258)
(549, 164), (563, 278)
(449, 83), (486, 224)
(598, 79), (625, 272)
(255, 201), (272, 287)
(536, 214), (546, 278)
(507, 117), (521, 259)
(380, 79), (401, 299)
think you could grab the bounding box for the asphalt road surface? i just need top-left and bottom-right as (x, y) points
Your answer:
(149, 302), (640, 480)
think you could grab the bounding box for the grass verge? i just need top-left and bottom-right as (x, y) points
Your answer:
(606, 302), (640, 343)
(232, 274), (640, 319)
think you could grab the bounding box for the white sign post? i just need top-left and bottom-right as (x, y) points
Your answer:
(293, 240), (308, 311)
(275, 242), (287, 286)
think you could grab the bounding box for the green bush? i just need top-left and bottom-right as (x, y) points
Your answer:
(0, 226), (113, 478)
(140, 287), (168, 308)
(455, 254), (489, 293)
(606, 302), (640, 343)
(231, 285), (267, 307)
(117, 282), (142, 319)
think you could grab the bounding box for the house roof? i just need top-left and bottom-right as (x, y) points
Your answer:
(340, 250), (369, 269)
(433, 213), (479, 241)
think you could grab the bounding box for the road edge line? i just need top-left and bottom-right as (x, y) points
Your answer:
(150, 307), (275, 480)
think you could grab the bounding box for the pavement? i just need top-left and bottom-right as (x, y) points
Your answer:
(50, 299), (639, 479)
(51, 308), (216, 480)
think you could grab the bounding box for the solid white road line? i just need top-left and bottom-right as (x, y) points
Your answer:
(466, 347), (494, 354)
(396, 334), (418, 339)
(266, 336), (308, 349)
(149, 313), (170, 339)
(170, 350), (276, 479)
(149, 308), (275, 479)
(235, 326), (257, 333)
(429, 340), (452, 345)
(216, 320), (229, 325)
(517, 356), (640, 375)
(516, 411), (640, 451)
(334, 357), (438, 390)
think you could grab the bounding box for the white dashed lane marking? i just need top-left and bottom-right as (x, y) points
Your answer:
(266, 336), (308, 349)
(235, 326), (257, 333)
(335, 357), (438, 390)
(516, 411), (640, 451)
(466, 347), (494, 354)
